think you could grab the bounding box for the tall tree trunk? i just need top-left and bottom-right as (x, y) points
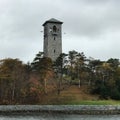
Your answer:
(12, 80), (15, 101)
(44, 78), (47, 94)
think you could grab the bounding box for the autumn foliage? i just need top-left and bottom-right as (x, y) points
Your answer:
(0, 51), (120, 104)
(0, 53), (55, 104)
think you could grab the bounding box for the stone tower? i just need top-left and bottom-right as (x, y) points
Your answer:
(43, 18), (63, 61)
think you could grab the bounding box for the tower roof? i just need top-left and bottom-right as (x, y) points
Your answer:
(43, 18), (63, 26)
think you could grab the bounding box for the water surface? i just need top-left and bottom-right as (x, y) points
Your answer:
(0, 114), (120, 120)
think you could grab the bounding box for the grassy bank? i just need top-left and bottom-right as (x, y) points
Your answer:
(40, 85), (120, 105)
(62, 100), (120, 105)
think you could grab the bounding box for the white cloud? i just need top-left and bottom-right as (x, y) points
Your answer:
(0, 0), (120, 62)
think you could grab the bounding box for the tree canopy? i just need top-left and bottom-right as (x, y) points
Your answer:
(0, 50), (120, 104)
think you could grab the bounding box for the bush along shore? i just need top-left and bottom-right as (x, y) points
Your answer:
(0, 105), (120, 115)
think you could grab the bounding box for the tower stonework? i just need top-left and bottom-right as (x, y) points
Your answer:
(43, 18), (63, 61)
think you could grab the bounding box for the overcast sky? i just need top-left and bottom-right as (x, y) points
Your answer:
(0, 0), (120, 63)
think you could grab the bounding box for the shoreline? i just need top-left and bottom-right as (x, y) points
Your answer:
(0, 105), (120, 115)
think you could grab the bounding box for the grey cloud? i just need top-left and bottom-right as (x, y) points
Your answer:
(62, 1), (120, 38)
(0, 0), (120, 62)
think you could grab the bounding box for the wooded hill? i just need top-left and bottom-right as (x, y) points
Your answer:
(0, 50), (120, 104)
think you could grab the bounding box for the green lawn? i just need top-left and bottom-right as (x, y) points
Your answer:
(62, 100), (120, 105)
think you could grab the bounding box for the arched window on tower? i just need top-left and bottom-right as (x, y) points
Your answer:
(53, 25), (57, 32)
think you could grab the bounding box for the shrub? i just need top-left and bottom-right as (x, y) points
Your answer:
(110, 88), (120, 100)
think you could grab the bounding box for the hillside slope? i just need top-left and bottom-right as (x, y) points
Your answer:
(40, 85), (98, 104)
